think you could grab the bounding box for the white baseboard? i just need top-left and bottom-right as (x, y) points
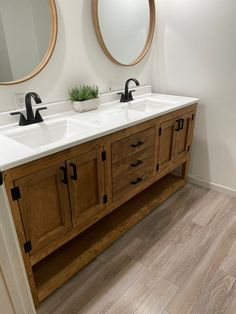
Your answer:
(188, 175), (236, 198)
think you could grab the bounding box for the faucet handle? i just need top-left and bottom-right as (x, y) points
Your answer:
(128, 90), (136, 101)
(36, 106), (47, 112)
(10, 111), (27, 126)
(10, 111), (23, 116)
(117, 92), (126, 102)
(35, 107), (47, 123)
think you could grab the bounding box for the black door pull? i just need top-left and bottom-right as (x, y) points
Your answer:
(60, 166), (68, 184)
(70, 163), (78, 181)
(131, 141), (144, 148)
(131, 177), (142, 185)
(131, 160), (143, 167)
(175, 119), (181, 131)
(180, 118), (184, 130)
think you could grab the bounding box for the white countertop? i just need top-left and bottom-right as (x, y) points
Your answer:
(0, 91), (198, 171)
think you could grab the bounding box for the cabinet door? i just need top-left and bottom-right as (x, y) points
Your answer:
(14, 162), (72, 258)
(67, 147), (106, 230)
(175, 112), (194, 162)
(158, 118), (177, 173)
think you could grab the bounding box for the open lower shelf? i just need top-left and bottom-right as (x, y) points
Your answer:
(33, 173), (185, 303)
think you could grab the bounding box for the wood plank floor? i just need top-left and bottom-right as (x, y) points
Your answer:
(37, 183), (236, 314)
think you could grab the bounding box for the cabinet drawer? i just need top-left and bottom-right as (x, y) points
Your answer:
(112, 146), (154, 180)
(112, 127), (155, 164)
(113, 163), (153, 201)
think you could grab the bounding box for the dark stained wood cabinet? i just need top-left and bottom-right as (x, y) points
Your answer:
(67, 147), (106, 231)
(4, 103), (197, 305)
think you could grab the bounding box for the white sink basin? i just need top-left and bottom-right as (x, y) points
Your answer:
(74, 106), (143, 127)
(125, 98), (177, 113)
(3, 118), (96, 149)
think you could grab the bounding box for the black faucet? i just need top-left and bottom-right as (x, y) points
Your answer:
(118, 78), (140, 102)
(10, 92), (47, 126)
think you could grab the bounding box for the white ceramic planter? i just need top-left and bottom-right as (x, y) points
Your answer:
(72, 97), (100, 113)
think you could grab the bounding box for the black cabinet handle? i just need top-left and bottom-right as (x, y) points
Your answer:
(60, 166), (68, 184)
(131, 177), (143, 185)
(131, 160), (143, 167)
(70, 163), (78, 181)
(131, 141), (144, 148)
(180, 118), (184, 130)
(175, 119), (181, 131)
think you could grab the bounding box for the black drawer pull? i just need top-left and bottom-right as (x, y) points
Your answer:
(60, 166), (68, 184)
(131, 177), (143, 185)
(175, 119), (181, 131)
(180, 118), (184, 130)
(131, 160), (143, 167)
(131, 141), (144, 148)
(70, 163), (78, 181)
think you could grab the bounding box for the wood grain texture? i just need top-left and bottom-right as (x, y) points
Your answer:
(34, 174), (185, 302)
(192, 191), (229, 227)
(135, 278), (178, 314)
(167, 200), (236, 314)
(219, 282), (236, 314)
(67, 146), (106, 231)
(111, 127), (155, 164)
(4, 104), (197, 305)
(15, 162), (72, 264)
(105, 269), (160, 314)
(37, 185), (236, 314)
(190, 269), (235, 314)
(79, 260), (145, 314)
(220, 239), (236, 277)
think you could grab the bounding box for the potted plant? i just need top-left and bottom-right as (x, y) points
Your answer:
(68, 85), (100, 113)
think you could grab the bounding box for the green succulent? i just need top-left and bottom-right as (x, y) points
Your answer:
(68, 85), (99, 102)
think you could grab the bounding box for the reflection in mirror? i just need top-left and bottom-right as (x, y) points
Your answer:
(0, 0), (57, 85)
(93, 0), (156, 66)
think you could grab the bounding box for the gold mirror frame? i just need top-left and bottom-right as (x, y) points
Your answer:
(0, 0), (58, 86)
(92, 0), (156, 66)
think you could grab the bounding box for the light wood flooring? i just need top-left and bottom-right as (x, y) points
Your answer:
(37, 183), (236, 314)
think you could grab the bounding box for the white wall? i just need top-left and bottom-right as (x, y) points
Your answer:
(0, 0), (154, 112)
(152, 0), (236, 194)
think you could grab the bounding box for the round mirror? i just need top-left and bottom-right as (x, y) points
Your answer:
(93, 0), (156, 66)
(0, 0), (57, 85)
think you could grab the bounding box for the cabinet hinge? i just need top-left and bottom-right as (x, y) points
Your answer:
(187, 145), (191, 152)
(191, 114), (195, 121)
(156, 164), (160, 171)
(159, 127), (162, 136)
(101, 150), (107, 161)
(0, 171), (3, 186)
(24, 240), (32, 254)
(11, 186), (21, 201)
(103, 194), (108, 204)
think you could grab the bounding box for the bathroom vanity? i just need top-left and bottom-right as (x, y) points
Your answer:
(0, 91), (198, 305)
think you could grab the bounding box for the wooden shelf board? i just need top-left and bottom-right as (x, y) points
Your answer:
(33, 173), (185, 302)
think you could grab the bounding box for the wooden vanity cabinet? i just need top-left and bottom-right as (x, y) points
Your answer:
(175, 112), (195, 163)
(157, 111), (195, 175)
(3, 103), (197, 305)
(112, 127), (156, 202)
(13, 162), (72, 261)
(67, 147), (106, 231)
(157, 118), (177, 174)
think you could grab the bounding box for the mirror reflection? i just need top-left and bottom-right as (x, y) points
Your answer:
(0, 0), (53, 84)
(93, 0), (155, 66)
